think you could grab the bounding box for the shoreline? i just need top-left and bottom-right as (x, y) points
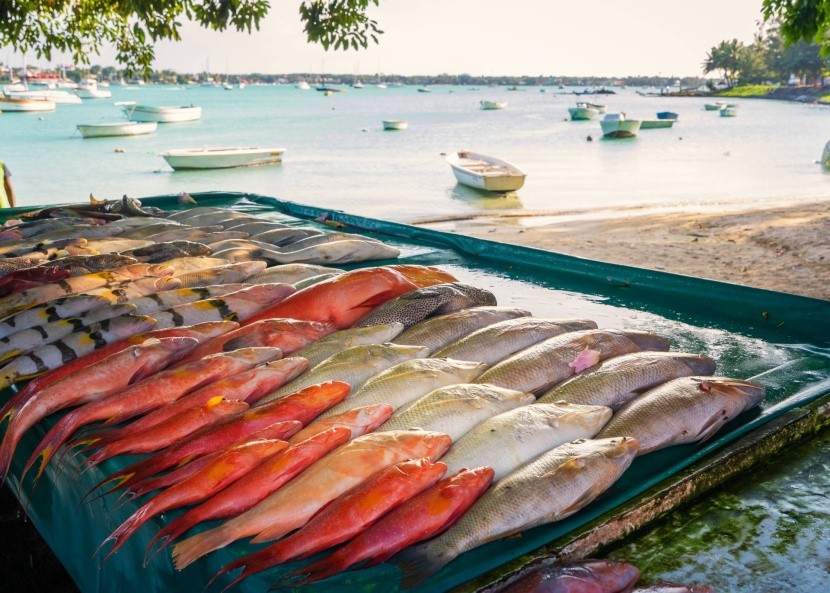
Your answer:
(416, 200), (830, 301)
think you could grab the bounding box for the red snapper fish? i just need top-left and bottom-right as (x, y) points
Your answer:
(240, 265), (458, 329)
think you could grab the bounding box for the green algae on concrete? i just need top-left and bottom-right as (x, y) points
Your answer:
(607, 429), (830, 591)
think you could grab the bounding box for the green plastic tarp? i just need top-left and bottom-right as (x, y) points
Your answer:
(3, 192), (829, 593)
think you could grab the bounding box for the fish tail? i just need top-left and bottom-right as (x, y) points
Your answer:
(80, 470), (135, 505)
(95, 504), (153, 562)
(208, 556), (258, 593)
(281, 553), (348, 588)
(172, 524), (235, 570)
(394, 542), (450, 589)
(0, 434), (14, 484)
(22, 411), (82, 486)
(144, 524), (176, 567)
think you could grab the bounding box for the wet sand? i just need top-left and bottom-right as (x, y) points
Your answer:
(416, 201), (830, 300)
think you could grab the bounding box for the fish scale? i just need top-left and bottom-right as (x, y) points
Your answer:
(538, 351), (718, 410)
(433, 317), (600, 366)
(475, 329), (671, 394)
(392, 306), (532, 352)
(356, 283), (497, 329)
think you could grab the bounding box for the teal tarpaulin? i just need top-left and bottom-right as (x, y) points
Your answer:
(4, 192), (830, 593)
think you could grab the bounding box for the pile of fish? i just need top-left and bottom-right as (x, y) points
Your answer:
(0, 197), (763, 591)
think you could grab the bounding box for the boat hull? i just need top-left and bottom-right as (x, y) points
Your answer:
(568, 107), (598, 120)
(0, 98), (56, 112)
(76, 89), (112, 99)
(77, 122), (158, 138)
(7, 91), (81, 104)
(656, 111), (679, 120)
(161, 147), (285, 170)
(704, 103), (724, 111)
(382, 120), (408, 130)
(480, 100), (507, 110)
(600, 119), (642, 138)
(124, 105), (202, 123)
(640, 119), (674, 129)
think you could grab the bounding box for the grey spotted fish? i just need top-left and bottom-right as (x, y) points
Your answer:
(392, 306), (532, 352)
(122, 241), (212, 263)
(538, 351), (718, 410)
(242, 264), (344, 286)
(142, 225), (224, 243)
(379, 383), (535, 441)
(46, 254), (140, 276)
(259, 343), (430, 404)
(0, 253), (62, 277)
(0, 314), (157, 390)
(127, 284), (250, 315)
(433, 318), (599, 366)
(0, 295), (112, 339)
(149, 284), (296, 329)
(0, 304), (137, 362)
(162, 257), (231, 273)
(292, 323), (405, 368)
(596, 376), (766, 455)
(82, 238), (154, 254)
(441, 402), (613, 480)
(475, 329), (671, 394)
(174, 261), (267, 287)
(356, 283), (497, 329)
(396, 437), (639, 587)
(319, 357), (489, 419)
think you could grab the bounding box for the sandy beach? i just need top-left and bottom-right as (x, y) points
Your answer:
(416, 200), (830, 301)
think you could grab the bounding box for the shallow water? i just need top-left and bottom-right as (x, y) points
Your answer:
(3, 85), (828, 220)
(608, 429), (830, 591)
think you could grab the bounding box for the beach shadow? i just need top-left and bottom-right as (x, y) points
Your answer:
(448, 184), (524, 210)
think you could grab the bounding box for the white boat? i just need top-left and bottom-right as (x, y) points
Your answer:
(599, 113), (642, 138)
(351, 81), (364, 89)
(719, 105), (738, 117)
(6, 90), (81, 104)
(480, 100), (507, 110)
(446, 150), (526, 192)
(639, 119), (675, 129)
(77, 121), (158, 138)
(121, 103), (202, 123)
(223, 83), (233, 91)
(160, 146), (286, 170)
(382, 119), (408, 130)
(295, 81), (311, 90)
(0, 96), (56, 112)
(568, 105), (600, 120)
(238, 82), (246, 90)
(577, 101), (607, 113)
(75, 78), (112, 99)
(375, 83), (388, 89)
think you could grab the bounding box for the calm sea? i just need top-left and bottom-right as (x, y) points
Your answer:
(3, 84), (828, 220)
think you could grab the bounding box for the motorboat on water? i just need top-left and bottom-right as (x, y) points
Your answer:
(417, 87), (431, 93)
(0, 96), (56, 112)
(656, 111), (679, 120)
(599, 113), (641, 138)
(295, 81), (311, 90)
(639, 119), (675, 129)
(77, 121), (158, 138)
(5, 90), (81, 104)
(480, 99), (507, 110)
(120, 102), (202, 123)
(578, 101), (607, 113)
(75, 78), (111, 99)
(351, 81), (365, 89)
(568, 104), (600, 120)
(160, 146), (286, 170)
(382, 120), (408, 130)
(446, 150), (526, 192)
(719, 105), (738, 117)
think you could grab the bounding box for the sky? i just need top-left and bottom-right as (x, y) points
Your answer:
(6, 0), (766, 77)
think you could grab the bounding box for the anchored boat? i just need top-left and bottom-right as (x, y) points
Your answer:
(77, 121), (158, 138)
(382, 120), (408, 130)
(480, 99), (507, 110)
(0, 96), (56, 112)
(75, 79), (111, 99)
(600, 113), (642, 138)
(568, 104), (600, 120)
(160, 147), (286, 170)
(446, 150), (526, 192)
(657, 111), (679, 120)
(639, 119), (675, 129)
(120, 103), (202, 123)
(720, 105), (738, 117)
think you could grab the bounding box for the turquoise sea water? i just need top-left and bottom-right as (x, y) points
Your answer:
(2, 84), (828, 220)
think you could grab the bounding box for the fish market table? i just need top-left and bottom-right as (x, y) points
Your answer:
(2, 192), (829, 593)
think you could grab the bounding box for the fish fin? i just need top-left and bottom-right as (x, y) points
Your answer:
(0, 349), (24, 364)
(394, 542), (450, 589)
(172, 525), (233, 570)
(222, 334), (262, 351)
(352, 290), (399, 310)
(568, 348), (602, 373)
(95, 504), (152, 563)
(692, 413), (729, 444)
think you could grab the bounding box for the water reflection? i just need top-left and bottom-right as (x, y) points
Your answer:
(448, 183), (524, 210)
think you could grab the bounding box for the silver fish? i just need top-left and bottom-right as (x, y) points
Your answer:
(166, 207), (228, 222)
(174, 261), (267, 287)
(142, 225), (224, 243)
(0, 314), (157, 389)
(259, 343), (429, 404)
(292, 272), (341, 290)
(82, 238), (154, 254)
(356, 283), (497, 329)
(162, 257), (231, 273)
(320, 357), (489, 419)
(122, 241), (212, 263)
(539, 351), (717, 410)
(176, 211), (253, 228)
(242, 264), (344, 286)
(115, 224), (184, 240)
(433, 318), (599, 366)
(276, 231), (385, 251)
(596, 376), (766, 455)
(221, 221), (290, 235)
(396, 437), (640, 586)
(292, 323), (405, 368)
(249, 228), (323, 247)
(0, 304), (137, 362)
(441, 402), (613, 480)
(261, 239), (401, 265)
(380, 383), (535, 440)
(475, 329), (671, 394)
(392, 306), (532, 352)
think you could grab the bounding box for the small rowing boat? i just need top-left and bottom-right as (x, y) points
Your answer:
(160, 147), (286, 170)
(77, 121), (158, 138)
(446, 150), (526, 192)
(382, 120), (408, 130)
(480, 100), (507, 110)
